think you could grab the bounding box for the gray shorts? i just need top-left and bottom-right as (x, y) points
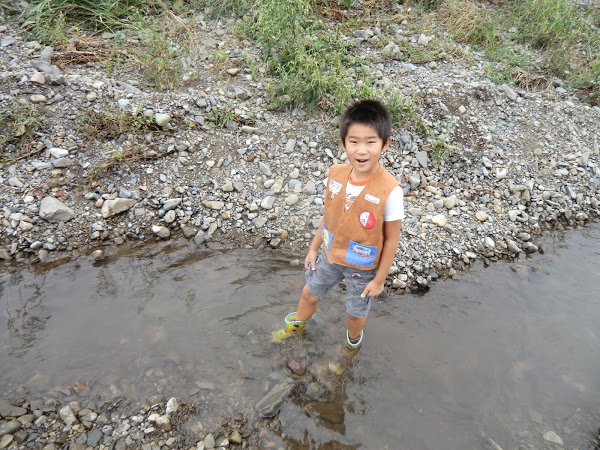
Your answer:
(305, 253), (378, 318)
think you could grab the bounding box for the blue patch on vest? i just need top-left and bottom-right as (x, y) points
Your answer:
(345, 240), (377, 266)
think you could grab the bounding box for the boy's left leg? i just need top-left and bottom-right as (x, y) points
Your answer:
(346, 313), (366, 348)
(343, 266), (377, 349)
(346, 313), (366, 340)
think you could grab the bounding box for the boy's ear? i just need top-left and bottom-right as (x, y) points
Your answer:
(382, 137), (392, 152)
(340, 137), (347, 150)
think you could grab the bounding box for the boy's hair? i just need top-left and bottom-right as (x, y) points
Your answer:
(339, 99), (392, 144)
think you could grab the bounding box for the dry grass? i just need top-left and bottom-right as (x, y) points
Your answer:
(512, 68), (552, 92)
(439, 1), (494, 45)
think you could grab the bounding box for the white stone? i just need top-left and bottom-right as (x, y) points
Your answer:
(39, 197), (75, 223)
(431, 215), (447, 227)
(443, 195), (457, 209)
(101, 198), (136, 218)
(30, 94), (47, 103)
(475, 211), (489, 222)
(163, 198), (182, 211)
(155, 113), (171, 127)
(542, 431), (563, 445)
(30, 72), (45, 84)
(152, 225), (170, 238)
(166, 398), (180, 415)
(483, 237), (495, 249)
(495, 167), (508, 179)
(285, 194), (299, 206)
(49, 147), (68, 158)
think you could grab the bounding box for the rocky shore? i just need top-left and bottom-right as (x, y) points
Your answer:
(1, 5), (600, 449)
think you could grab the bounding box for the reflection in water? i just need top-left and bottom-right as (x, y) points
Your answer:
(3, 271), (50, 360)
(0, 225), (599, 449)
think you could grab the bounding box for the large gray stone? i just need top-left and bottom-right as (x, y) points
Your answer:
(58, 405), (78, 425)
(0, 420), (21, 437)
(255, 378), (295, 418)
(39, 197), (75, 223)
(0, 399), (27, 417)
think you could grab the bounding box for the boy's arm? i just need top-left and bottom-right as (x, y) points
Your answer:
(305, 221), (323, 270)
(361, 219), (402, 297)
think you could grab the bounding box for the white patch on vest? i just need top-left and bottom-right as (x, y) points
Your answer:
(364, 194), (380, 204)
(329, 179), (343, 198)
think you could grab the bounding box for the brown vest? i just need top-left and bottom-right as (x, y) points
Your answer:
(322, 164), (398, 270)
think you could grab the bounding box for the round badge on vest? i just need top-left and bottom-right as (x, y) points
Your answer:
(359, 211), (376, 229)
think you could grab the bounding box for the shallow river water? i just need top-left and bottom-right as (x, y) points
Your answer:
(2, 223), (600, 449)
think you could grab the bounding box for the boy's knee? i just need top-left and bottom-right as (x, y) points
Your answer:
(301, 285), (319, 304)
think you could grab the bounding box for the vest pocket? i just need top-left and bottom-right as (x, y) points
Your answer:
(344, 240), (378, 267)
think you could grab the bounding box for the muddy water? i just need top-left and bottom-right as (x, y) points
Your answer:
(1, 223), (600, 449)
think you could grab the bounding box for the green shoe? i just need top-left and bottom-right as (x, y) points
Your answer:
(345, 329), (364, 350)
(271, 312), (306, 342)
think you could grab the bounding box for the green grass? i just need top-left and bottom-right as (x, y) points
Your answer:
(76, 106), (160, 142)
(442, 0), (599, 102)
(0, 100), (43, 163)
(11, 0), (599, 170)
(133, 19), (183, 90)
(205, 103), (236, 128)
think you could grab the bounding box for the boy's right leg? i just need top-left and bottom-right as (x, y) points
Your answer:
(295, 285), (320, 321)
(271, 286), (319, 342)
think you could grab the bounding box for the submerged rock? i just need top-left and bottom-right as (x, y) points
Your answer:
(255, 378), (295, 418)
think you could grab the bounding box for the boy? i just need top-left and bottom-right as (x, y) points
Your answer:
(273, 99), (405, 349)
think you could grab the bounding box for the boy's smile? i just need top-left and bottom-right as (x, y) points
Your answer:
(343, 123), (391, 182)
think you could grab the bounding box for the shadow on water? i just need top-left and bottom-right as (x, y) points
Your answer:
(1, 223), (600, 448)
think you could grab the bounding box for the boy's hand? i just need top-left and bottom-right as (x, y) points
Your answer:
(361, 279), (384, 298)
(304, 249), (319, 270)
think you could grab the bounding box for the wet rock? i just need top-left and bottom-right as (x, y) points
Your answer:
(229, 430), (243, 445)
(506, 240), (522, 254)
(0, 434), (14, 449)
(0, 400), (27, 417)
(0, 420), (21, 437)
(304, 382), (325, 401)
(203, 433), (215, 449)
(287, 356), (311, 376)
(543, 430), (563, 445)
(255, 378), (295, 418)
(58, 405), (78, 425)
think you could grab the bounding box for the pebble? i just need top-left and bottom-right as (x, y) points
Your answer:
(431, 215), (447, 227)
(542, 430), (563, 445)
(155, 113), (171, 127)
(30, 72), (45, 84)
(30, 94), (47, 103)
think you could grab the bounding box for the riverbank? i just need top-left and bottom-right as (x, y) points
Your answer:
(1, 2), (600, 448)
(2, 7), (600, 290)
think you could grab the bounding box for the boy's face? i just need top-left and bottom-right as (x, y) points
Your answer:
(342, 123), (391, 181)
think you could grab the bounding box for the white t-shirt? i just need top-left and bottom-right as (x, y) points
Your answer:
(324, 175), (406, 222)
(344, 181), (405, 221)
